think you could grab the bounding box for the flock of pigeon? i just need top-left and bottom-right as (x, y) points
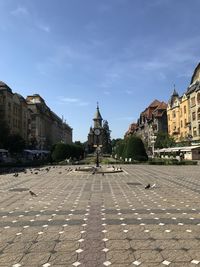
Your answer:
(10, 165), (73, 198)
(1, 165), (157, 199)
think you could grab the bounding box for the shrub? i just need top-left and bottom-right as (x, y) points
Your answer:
(123, 136), (148, 161)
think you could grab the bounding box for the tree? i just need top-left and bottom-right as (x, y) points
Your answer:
(0, 121), (10, 148)
(115, 139), (125, 159)
(102, 120), (112, 154)
(6, 134), (25, 154)
(51, 142), (85, 162)
(52, 143), (69, 162)
(124, 136), (148, 161)
(154, 132), (175, 149)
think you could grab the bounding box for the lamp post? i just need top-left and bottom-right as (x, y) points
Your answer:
(94, 128), (101, 167)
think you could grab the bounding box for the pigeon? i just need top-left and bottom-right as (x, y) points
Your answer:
(151, 183), (156, 188)
(13, 173), (18, 177)
(145, 184), (151, 189)
(102, 172), (104, 176)
(29, 190), (37, 197)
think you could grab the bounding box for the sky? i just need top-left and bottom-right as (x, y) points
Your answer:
(0, 0), (200, 142)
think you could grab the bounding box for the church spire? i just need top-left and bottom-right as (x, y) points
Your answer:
(93, 102), (103, 128)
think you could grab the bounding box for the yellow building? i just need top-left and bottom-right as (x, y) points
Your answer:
(167, 63), (200, 143)
(167, 89), (181, 142)
(186, 63), (200, 141)
(179, 94), (190, 141)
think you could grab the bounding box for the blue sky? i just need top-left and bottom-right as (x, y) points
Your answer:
(0, 0), (200, 142)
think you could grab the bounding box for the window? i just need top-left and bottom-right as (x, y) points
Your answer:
(192, 112), (196, 121)
(198, 108), (200, 120)
(191, 97), (195, 106)
(180, 108), (182, 117)
(172, 111), (176, 118)
(197, 93), (200, 105)
(193, 127), (197, 137)
(184, 119), (187, 127)
(180, 120), (183, 127)
(184, 106), (186, 114)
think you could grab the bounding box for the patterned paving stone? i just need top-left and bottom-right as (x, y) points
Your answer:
(1, 165), (200, 266)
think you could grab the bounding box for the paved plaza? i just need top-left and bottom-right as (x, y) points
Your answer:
(0, 165), (200, 266)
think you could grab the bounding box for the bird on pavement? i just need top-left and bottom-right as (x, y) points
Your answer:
(145, 184), (151, 189)
(29, 190), (37, 197)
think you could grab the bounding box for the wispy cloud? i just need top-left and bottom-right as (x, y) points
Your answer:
(61, 97), (79, 103)
(11, 6), (29, 16)
(37, 24), (50, 33)
(125, 90), (133, 95)
(58, 97), (89, 107)
(104, 91), (111, 95)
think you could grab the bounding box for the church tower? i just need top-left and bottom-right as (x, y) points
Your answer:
(87, 103), (103, 152)
(87, 103), (112, 154)
(93, 103), (103, 128)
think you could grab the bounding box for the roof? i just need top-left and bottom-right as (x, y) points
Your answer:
(155, 145), (200, 153)
(94, 104), (103, 120)
(190, 62), (200, 85)
(148, 99), (161, 108)
(152, 101), (167, 117)
(15, 93), (26, 103)
(186, 80), (200, 95)
(0, 81), (12, 93)
(168, 88), (180, 105)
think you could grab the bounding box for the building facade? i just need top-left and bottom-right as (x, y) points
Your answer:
(167, 63), (200, 143)
(126, 100), (168, 152)
(0, 81), (30, 144)
(26, 94), (72, 149)
(0, 81), (73, 149)
(186, 63), (200, 141)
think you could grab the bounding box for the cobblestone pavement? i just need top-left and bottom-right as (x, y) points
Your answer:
(0, 165), (200, 266)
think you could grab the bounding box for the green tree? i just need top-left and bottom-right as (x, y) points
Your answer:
(124, 136), (148, 161)
(102, 120), (112, 154)
(115, 139), (125, 159)
(154, 132), (175, 149)
(52, 142), (85, 162)
(52, 143), (68, 162)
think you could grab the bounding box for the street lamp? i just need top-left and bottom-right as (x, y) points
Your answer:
(94, 128), (101, 167)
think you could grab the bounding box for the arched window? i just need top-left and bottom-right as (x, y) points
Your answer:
(198, 107), (200, 120)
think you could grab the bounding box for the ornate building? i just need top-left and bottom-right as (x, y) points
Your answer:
(186, 63), (200, 141)
(87, 104), (103, 152)
(0, 81), (30, 144)
(125, 99), (168, 152)
(0, 81), (73, 149)
(26, 94), (72, 149)
(167, 89), (190, 142)
(87, 104), (111, 153)
(167, 63), (200, 143)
